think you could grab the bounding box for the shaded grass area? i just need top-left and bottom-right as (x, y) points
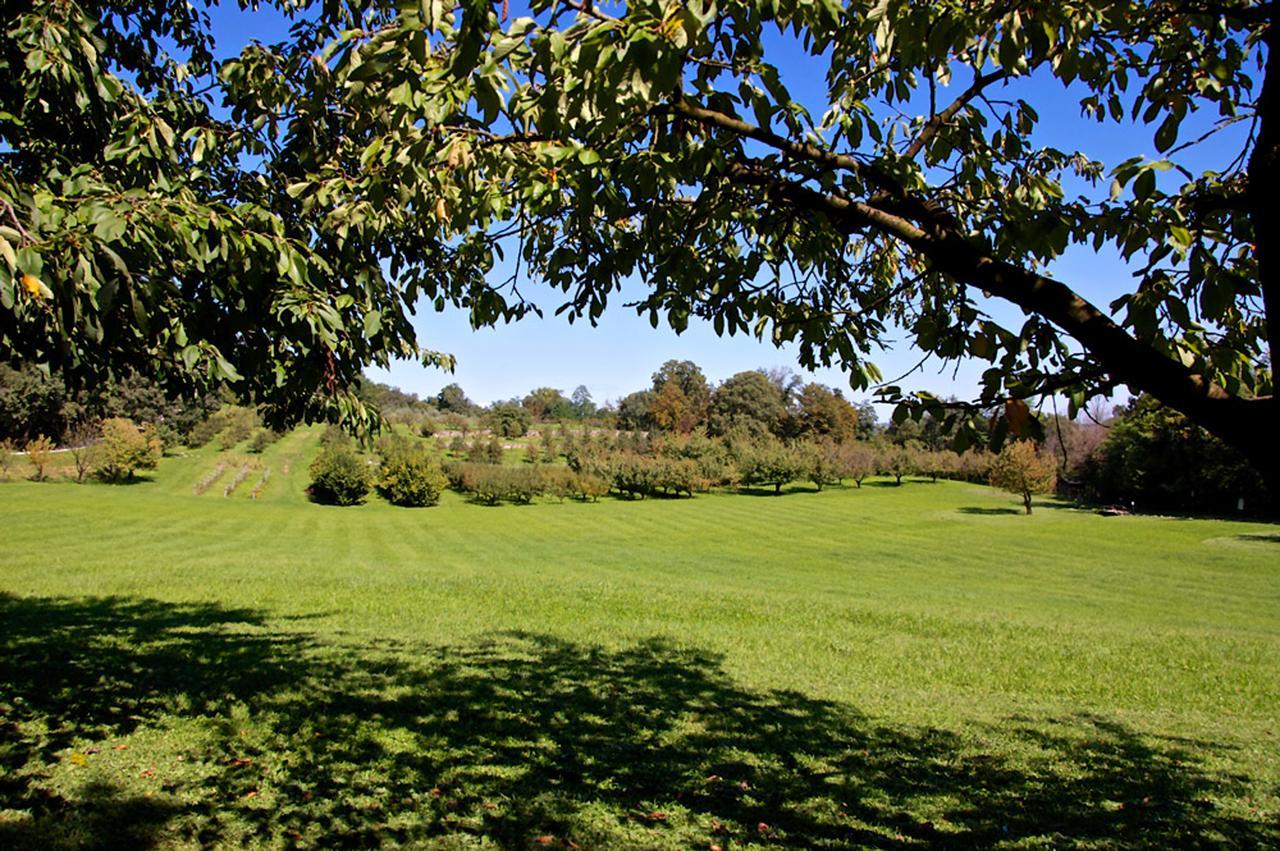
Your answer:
(1, 594), (1273, 849)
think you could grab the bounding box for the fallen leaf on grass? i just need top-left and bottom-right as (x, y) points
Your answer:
(244, 790), (259, 799)
(69, 753), (88, 766)
(113, 744), (128, 751)
(140, 769), (156, 778)
(534, 835), (555, 845)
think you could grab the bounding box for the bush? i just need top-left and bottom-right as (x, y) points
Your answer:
(24, 434), (55, 481)
(218, 407), (259, 449)
(309, 444), (373, 505)
(94, 418), (162, 482)
(247, 428), (283, 454)
(0, 437), (15, 479)
(378, 440), (447, 507)
(485, 436), (504, 464)
(185, 414), (224, 448)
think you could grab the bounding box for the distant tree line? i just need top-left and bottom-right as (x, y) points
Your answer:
(5, 359), (1268, 515)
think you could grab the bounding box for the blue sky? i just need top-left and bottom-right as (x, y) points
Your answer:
(203, 3), (1248, 411)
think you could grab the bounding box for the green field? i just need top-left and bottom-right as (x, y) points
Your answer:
(2, 430), (1278, 848)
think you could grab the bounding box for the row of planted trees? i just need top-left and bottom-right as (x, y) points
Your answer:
(306, 425), (1051, 509)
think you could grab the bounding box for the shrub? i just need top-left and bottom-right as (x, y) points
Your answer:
(186, 414), (224, 448)
(0, 438), (15, 480)
(24, 434), (55, 481)
(64, 420), (101, 483)
(247, 428), (282, 454)
(485, 436), (505, 465)
(218, 407), (259, 449)
(318, 424), (349, 449)
(378, 441), (447, 507)
(447, 434), (466, 455)
(309, 444), (372, 505)
(95, 418), (162, 482)
(442, 460), (468, 491)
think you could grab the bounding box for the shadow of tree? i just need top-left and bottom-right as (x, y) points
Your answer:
(1234, 533), (1280, 545)
(0, 594), (1271, 849)
(956, 507), (1022, 516)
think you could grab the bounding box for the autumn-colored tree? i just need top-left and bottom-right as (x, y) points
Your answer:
(794, 384), (860, 444)
(649, 381), (697, 433)
(989, 441), (1058, 514)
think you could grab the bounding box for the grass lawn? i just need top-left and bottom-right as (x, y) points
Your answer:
(1, 430), (1278, 848)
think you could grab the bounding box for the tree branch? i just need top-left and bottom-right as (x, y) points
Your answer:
(1246, 1), (1279, 376)
(903, 68), (1008, 161)
(723, 162), (1272, 453)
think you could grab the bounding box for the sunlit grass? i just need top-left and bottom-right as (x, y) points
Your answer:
(1, 430), (1277, 847)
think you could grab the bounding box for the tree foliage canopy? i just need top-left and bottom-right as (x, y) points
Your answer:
(1, 0), (1275, 483)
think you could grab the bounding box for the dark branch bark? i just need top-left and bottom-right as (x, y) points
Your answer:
(903, 68), (1008, 161)
(1247, 8), (1279, 376)
(726, 162), (1279, 491)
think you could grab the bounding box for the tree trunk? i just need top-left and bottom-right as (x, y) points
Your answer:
(1023, 491), (1033, 515)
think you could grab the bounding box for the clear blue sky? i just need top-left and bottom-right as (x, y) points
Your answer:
(203, 3), (1244, 411)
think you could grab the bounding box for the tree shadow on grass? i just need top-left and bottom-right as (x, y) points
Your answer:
(736, 485), (820, 497)
(1233, 533), (1280, 545)
(956, 506), (1022, 516)
(0, 594), (1272, 849)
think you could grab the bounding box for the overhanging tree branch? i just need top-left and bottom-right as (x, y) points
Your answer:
(723, 161), (1272, 454)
